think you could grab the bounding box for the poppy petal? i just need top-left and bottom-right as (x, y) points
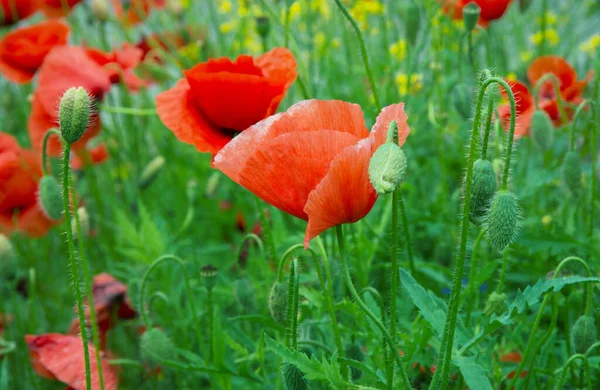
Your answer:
(255, 47), (298, 115)
(527, 56), (576, 91)
(156, 79), (230, 154)
(369, 103), (410, 148)
(304, 139), (377, 247)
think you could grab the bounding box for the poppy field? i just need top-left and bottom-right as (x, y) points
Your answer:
(1, 0), (600, 389)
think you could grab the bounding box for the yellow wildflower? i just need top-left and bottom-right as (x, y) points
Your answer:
(536, 11), (557, 25)
(395, 73), (423, 96)
(389, 39), (407, 61)
(219, 20), (238, 34)
(520, 51), (533, 63)
(580, 34), (600, 54)
(542, 215), (552, 226)
(530, 29), (560, 47)
(218, 0), (232, 14)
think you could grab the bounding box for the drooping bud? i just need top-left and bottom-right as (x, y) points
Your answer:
(368, 121), (407, 195)
(138, 156), (165, 190)
(484, 291), (507, 316)
(485, 190), (520, 251)
(200, 265), (218, 292)
(452, 83), (472, 119)
(233, 278), (256, 310)
(38, 176), (63, 221)
(59, 87), (91, 144)
(255, 16), (270, 39)
(140, 328), (177, 364)
(530, 110), (554, 151)
(282, 362), (307, 390)
(345, 343), (365, 380)
(469, 159), (497, 225)
(463, 2), (481, 32)
(571, 315), (597, 354)
(268, 281), (288, 323)
(91, 0), (109, 22)
(562, 151), (582, 197)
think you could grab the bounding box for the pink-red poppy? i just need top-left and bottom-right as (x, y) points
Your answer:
(156, 48), (298, 155)
(0, 133), (57, 237)
(0, 20), (70, 84)
(28, 45), (111, 158)
(213, 100), (410, 247)
(26, 333), (118, 390)
(497, 80), (535, 137)
(38, 0), (85, 18)
(0, 0), (37, 26)
(443, 0), (512, 26)
(86, 43), (147, 91)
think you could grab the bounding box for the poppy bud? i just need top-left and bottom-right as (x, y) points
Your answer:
(469, 159), (497, 225)
(282, 362), (307, 390)
(91, 0), (109, 22)
(562, 151), (582, 197)
(571, 315), (597, 354)
(59, 87), (91, 144)
(138, 156), (165, 190)
(530, 110), (554, 151)
(484, 291), (507, 316)
(72, 207), (90, 239)
(38, 176), (63, 221)
(485, 190), (520, 251)
(452, 83), (472, 119)
(233, 278), (256, 309)
(463, 2), (481, 32)
(200, 265), (218, 292)
(141, 328), (177, 364)
(345, 343), (365, 380)
(268, 281), (287, 323)
(256, 16), (270, 39)
(368, 143), (407, 195)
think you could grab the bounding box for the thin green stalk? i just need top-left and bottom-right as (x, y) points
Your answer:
(386, 189), (400, 389)
(481, 87), (495, 160)
(397, 190), (416, 276)
(41, 129), (62, 175)
(464, 229), (485, 324)
(533, 73), (568, 127)
(254, 197), (277, 267)
(336, 226), (412, 389)
(496, 249), (509, 293)
(207, 288), (214, 362)
(539, 0), (548, 56)
(554, 354), (591, 390)
(332, 0), (381, 112)
(62, 144), (92, 390)
(523, 295), (558, 389)
(285, 259), (299, 349)
(235, 234), (265, 265)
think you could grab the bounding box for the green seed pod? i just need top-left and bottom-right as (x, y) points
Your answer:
(38, 175), (63, 221)
(452, 83), (472, 119)
(484, 291), (507, 317)
(485, 190), (520, 251)
(138, 156), (165, 190)
(368, 143), (407, 195)
(571, 315), (597, 354)
(469, 159), (497, 225)
(200, 265), (218, 292)
(463, 2), (481, 32)
(233, 278), (256, 310)
(268, 281), (288, 323)
(282, 362), (307, 390)
(255, 16), (270, 39)
(562, 151), (582, 197)
(345, 343), (365, 380)
(140, 328), (177, 364)
(59, 87), (91, 144)
(530, 110), (554, 151)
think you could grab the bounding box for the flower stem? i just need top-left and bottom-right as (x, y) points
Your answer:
(41, 129), (62, 175)
(386, 188), (401, 389)
(285, 259), (300, 349)
(62, 144), (92, 390)
(335, 225), (412, 389)
(398, 190), (416, 276)
(555, 354), (591, 390)
(464, 229), (485, 324)
(481, 86), (495, 160)
(254, 197), (277, 268)
(495, 248), (508, 293)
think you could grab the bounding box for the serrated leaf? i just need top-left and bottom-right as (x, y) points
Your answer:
(455, 357), (493, 390)
(264, 334), (326, 380)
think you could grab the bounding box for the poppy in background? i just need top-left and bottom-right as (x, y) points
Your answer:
(111, 0), (165, 25)
(136, 26), (207, 63)
(443, 0), (512, 26)
(86, 43), (147, 91)
(38, 0), (86, 18)
(0, 0), (37, 26)
(0, 133), (57, 237)
(26, 333), (118, 390)
(0, 20), (70, 84)
(214, 100), (410, 247)
(156, 48), (298, 155)
(497, 80), (535, 137)
(71, 144), (110, 170)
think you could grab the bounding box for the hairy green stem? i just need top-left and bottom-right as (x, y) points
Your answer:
(386, 189), (400, 389)
(254, 197), (278, 268)
(41, 129), (62, 175)
(464, 229), (485, 324)
(496, 249), (509, 293)
(481, 86), (495, 160)
(555, 354), (591, 390)
(285, 259), (299, 349)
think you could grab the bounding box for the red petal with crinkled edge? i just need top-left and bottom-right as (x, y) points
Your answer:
(213, 100), (369, 182)
(527, 56), (577, 92)
(11, 203), (57, 237)
(561, 70), (594, 102)
(26, 333), (118, 390)
(255, 48), (298, 114)
(500, 80), (534, 114)
(38, 0), (85, 18)
(369, 103), (410, 149)
(238, 130), (360, 219)
(156, 79), (230, 154)
(304, 139), (377, 247)
(498, 102), (534, 138)
(0, 0), (37, 26)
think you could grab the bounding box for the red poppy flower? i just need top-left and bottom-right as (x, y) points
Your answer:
(71, 144), (109, 170)
(0, 20), (69, 84)
(28, 45), (111, 158)
(0, 0), (37, 26)
(86, 43), (147, 91)
(497, 80), (535, 137)
(111, 0), (165, 25)
(0, 133), (57, 237)
(38, 0), (85, 18)
(443, 0), (512, 26)
(26, 333), (118, 390)
(527, 55), (593, 123)
(213, 100), (410, 247)
(156, 48), (298, 155)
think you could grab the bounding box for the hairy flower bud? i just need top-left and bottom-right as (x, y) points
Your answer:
(485, 190), (520, 251)
(368, 143), (407, 195)
(562, 151), (582, 197)
(484, 291), (507, 316)
(59, 87), (91, 144)
(282, 362), (307, 390)
(571, 315), (597, 354)
(530, 110), (554, 151)
(469, 159), (497, 225)
(38, 175), (63, 221)
(463, 2), (481, 32)
(200, 265), (218, 292)
(268, 281), (288, 323)
(141, 328), (177, 363)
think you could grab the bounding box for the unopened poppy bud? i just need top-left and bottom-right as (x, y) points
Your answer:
(72, 207), (90, 239)
(91, 0), (109, 21)
(345, 343), (365, 380)
(469, 159), (497, 225)
(38, 176), (63, 221)
(200, 265), (218, 292)
(268, 281), (288, 323)
(562, 151), (582, 197)
(530, 110), (554, 151)
(233, 278), (255, 309)
(463, 2), (481, 32)
(484, 291), (507, 316)
(452, 83), (472, 119)
(59, 87), (91, 144)
(282, 362), (307, 390)
(256, 16), (270, 39)
(369, 143), (407, 195)
(141, 328), (177, 363)
(138, 156), (165, 190)
(571, 315), (597, 354)
(485, 190), (520, 251)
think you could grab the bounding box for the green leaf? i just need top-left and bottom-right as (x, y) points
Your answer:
(264, 334), (326, 381)
(455, 357), (493, 390)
